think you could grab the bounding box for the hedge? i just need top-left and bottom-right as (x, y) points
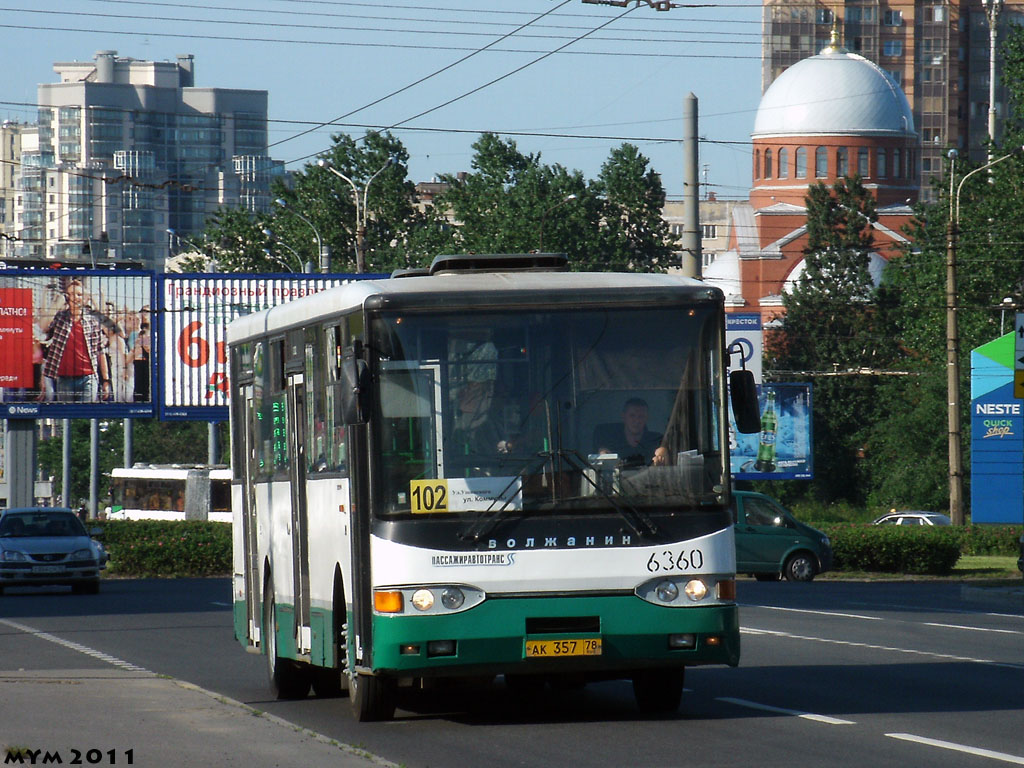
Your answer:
(94, 520), (231, 577)
(815, 523), (1022, 575)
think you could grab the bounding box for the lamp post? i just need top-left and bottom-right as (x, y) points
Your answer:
(260, 229), (303, 273)
(318, 157), (393, 273)
(166, 228), (215, 271)
(944, 145), (1022, 525)
(983, 0), (1004, 169)
(274, 198), (327, 273)
(538, 193), (578, 251)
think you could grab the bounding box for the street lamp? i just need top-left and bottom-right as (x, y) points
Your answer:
(274, 198), (329, 273)
(538, 193), (578, 251)
(318, 157), (393, 274)
(260, 229), (303, 273)
(944, 145), (1022, 525)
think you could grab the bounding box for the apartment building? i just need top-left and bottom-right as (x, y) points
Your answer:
(762, 0), (1024, 197)
(15, 50), (281, 269)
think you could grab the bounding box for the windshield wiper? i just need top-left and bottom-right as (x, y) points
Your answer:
(458, 452), (551, 543)
(558, 449), (659, 539)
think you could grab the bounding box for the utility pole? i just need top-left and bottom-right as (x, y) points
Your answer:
(681, 93), (702, 278)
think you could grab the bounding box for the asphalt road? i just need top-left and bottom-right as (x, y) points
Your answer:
(1, 578), (1022, 768)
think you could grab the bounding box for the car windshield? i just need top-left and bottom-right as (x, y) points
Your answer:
(0, 512), (87, 538)
(371, 304), (726, 518)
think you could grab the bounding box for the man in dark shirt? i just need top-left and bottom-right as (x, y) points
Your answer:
(594, 397), (667, 466)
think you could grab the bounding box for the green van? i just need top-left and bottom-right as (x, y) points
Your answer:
(731, 490), (833, 582)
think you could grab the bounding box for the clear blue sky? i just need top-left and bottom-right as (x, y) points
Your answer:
(0, 0), (764, 200)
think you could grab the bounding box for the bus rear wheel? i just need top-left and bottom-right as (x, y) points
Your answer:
(632, 668), (684, 715)
(348, 669), (397, 722)
(263, 586), (311, 699)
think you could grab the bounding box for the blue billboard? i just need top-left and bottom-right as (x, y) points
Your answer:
(730, 382), (813, 480)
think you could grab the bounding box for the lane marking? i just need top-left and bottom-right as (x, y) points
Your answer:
(717, 697), (855, 725)
(887, 733), (1024, 765)
(0, 618), (150, 673)
(741, 604), (883, 621)
(923, 622), (1024, 636)
(741, 626), (1024, 670)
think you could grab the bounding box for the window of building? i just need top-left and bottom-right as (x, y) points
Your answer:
(883, 9), (903, 26)
(815, 146), (828, 177)
(836, 147), (848, 177)
(764, 148), (773, 179)
(876, 147), (887, 178)
(883, 40), (903, 57)
(701, 224), (718, 239)
(888, 70), (902, 85)
(778, 147), (789, 178)
(858, 147), (869, 177)
(816, 8), (833, 24)
(893, 148), (901, 178)
(754, 149), (760, 179)
(795, 147), (807, 178)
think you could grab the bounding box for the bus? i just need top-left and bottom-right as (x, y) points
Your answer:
(107, 464), (232, 522)
(228, 253), (759, 721)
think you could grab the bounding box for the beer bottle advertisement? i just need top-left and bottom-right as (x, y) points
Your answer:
(729, 383), (813, 480)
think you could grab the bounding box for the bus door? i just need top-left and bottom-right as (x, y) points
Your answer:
(287, 370), (312, 655)
(240, 382), (262, 647)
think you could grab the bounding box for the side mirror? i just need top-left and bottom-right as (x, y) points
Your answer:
(730, 369), (761, 434)
(340, 356), (370, 425)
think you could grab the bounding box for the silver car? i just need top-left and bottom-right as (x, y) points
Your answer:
(0, 507), (108, 594)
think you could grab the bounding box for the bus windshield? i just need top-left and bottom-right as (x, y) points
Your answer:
(371, 304), (725, 517)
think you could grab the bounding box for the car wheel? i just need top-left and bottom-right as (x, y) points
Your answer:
(263, 584), (311, 699)
(632, 668), (684, 715)
(784, 552), (817, 582)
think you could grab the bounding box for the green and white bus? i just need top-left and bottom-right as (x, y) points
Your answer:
(228, 254), (758, 721)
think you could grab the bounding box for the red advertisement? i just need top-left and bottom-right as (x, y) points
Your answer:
(0, 287), (34, 388)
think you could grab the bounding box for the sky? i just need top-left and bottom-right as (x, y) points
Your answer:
(0, 0), (766, 200)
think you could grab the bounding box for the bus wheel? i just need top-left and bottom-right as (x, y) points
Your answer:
(263, 586), (311, 700)
(632, 668), (684, 715)
(348, 670), (397, 722)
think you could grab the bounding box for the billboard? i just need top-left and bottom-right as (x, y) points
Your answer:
(725, 313), (763, 384)
(0, 270), (155, 418)
(730, 382), (813, 480)
(159, 274), (382, 420)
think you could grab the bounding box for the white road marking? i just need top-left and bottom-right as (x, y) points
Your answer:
(0, 618), (150, 673)
(741, 604), (883, 621)
(923, 622), (1024, 635)
(716, 697), (855, 725)
(740, 627), (1024, 670)
(887, 733), (1024, 765)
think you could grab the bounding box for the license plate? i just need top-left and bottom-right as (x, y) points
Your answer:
(525, 638), (602, 658)
(31, 565), (65, 574)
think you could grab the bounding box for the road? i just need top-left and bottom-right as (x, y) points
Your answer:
(2, 579), (1022, 767)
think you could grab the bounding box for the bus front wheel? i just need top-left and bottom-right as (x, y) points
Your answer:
(263, 585), (311, 699)
(348, 669), (397, 722)
(632, 668), (684, 714)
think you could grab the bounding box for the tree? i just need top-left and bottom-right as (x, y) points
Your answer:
(771, 176), (897, 503)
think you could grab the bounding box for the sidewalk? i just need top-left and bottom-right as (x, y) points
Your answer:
(0, 668), (395, 768)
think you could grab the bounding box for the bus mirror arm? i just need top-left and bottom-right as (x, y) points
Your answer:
(341, 357), (371, 425)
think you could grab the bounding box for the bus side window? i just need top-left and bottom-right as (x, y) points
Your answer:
(325, 324), (348, 474)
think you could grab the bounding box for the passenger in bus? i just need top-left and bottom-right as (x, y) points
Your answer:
(593, 397), (668, 467)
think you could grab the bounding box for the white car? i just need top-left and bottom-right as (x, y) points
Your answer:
(872, 511), (952, 526)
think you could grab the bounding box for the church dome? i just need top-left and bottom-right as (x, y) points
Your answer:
(753, 46), (915, 138)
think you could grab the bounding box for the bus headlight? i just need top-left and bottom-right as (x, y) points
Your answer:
(411, 589), (435, 611)
(655, 580), (679, 603)
(684, 579), (709, 601)
(440, 587), (465, 610)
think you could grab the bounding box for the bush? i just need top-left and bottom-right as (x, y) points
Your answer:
(93, 520), (231, 577)
(816, 524), (962, 575)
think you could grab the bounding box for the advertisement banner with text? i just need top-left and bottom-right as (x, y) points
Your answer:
(159, 274), (381, 420)
(0, 270), (154, 419)
(730, 382), (813, 480)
